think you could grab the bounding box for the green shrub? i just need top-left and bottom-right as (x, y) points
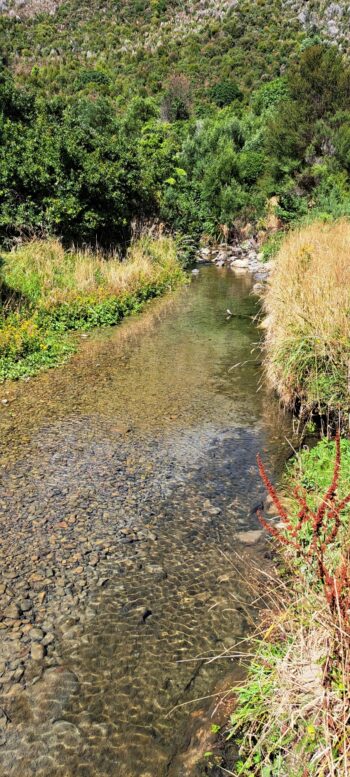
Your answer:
(210, 80), (242, 107)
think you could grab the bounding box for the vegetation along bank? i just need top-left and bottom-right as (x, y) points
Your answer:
(222, 433), (350, 776)
(0, 236), (186, 380)
(204, 218), (350, 776)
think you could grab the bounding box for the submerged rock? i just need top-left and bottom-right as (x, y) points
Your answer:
(236, 529), (263, 545)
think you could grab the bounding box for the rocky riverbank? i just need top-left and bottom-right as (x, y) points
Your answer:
(196, 239), (274, 294)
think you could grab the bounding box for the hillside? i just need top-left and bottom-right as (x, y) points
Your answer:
(2, 0), (348, 98)
(1, 0), (350, 247)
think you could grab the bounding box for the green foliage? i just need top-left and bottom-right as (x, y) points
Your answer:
(0, 0), (350, 244)
(0, 315), (74, 380)
(250, 78), (288, 116)
(289, 44), (350, 122)
(231, 437), (350, 776)
(0, 87), (147, 244)
(335, 123), (350, 171)
(261, 230), (285, 262)
(35, 275), (181, 332)
(263, 45), (350, 224)
(287, 437), (350, 511)
(76, 69), (111, 88)
(210, 80), (242, 107)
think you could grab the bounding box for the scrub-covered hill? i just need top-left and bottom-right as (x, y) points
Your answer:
(0, 0), (350, 247)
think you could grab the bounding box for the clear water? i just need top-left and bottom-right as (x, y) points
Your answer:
(0, 267), (292, 776)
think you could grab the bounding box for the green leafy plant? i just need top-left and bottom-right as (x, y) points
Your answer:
(257, 432), (350, 621)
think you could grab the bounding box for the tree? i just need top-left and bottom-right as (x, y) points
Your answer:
(161, 75), (192, 122)
(210, 80), (242, 107)
(289, 44), (350, 122)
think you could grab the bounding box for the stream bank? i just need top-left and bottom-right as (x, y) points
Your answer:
(0, 266), (294, 776)
(223, 435), (350, 776)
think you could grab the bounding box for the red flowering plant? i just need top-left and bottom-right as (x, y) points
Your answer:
(257, 432), (350, 625)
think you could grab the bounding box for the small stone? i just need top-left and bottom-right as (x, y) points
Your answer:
(237, 530), (263, 545)
(31, 643), (45, 661)
(22, 623), (33, 635)
(59, 618), (78, 635)
(13, 666), (24, 682)
(29, 628), (44, 641)
(42, 633), (54, 647)
(4, 571), (18, 581)
(232, 258), (249, 268)
(41, 620), (54, 632)
(18, 598), (33, 613)
(218, 574), (230, 584)
(0, 712), (7, 728)
(3, 604), (20, 620)
(134, 606), (153, 624)
(97, 578), (109, 588)
(30, 574), (45, 584)
(144, 565), (167, 580)
(193, 592), (211, 603)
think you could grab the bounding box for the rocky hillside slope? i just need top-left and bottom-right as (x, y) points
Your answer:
(1, 0), (349, 100)
(284, 0), (350, 52)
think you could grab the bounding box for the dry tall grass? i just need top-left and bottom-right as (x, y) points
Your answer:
(232, 586), (350, 776)
(1, 236), (180, 306)
(263, 220), (350, 415)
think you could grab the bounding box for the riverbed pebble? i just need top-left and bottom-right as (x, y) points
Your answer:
(236, 529), (263, 545)
(31, 643), (45, 661)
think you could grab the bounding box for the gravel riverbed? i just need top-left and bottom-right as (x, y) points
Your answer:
(0, 267), (291, 776)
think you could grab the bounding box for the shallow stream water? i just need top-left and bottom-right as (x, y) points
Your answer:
(0, 267), (293, 776)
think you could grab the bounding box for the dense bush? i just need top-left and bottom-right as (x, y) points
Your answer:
(1, 0), (350, 245)
(0, 79), (149, 244)
(161, 75), (192, 122)
(210, 80), (242, 107)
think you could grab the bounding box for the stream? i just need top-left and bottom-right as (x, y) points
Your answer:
(0, 266), (293, 776)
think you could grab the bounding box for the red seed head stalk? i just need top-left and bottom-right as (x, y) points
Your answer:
(256, 454), (294, 533)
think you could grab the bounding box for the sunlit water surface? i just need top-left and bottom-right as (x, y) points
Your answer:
(0, 267), (292, 776)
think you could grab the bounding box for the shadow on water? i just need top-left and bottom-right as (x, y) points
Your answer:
(0, 267), (294, 776)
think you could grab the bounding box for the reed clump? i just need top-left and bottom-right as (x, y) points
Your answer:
(263, 219), (350, 417)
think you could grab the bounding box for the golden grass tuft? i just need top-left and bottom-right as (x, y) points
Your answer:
(228, 561), (350, 777)
(263, 219), (350, 414)
(246, 597), (350, 776)
(1, 236), (180, 306)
